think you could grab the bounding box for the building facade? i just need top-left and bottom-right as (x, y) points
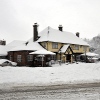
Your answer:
(8, 23), (89, 66)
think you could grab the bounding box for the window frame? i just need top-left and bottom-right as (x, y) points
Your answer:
(27, 55), (33, 62)
(52, 42), (58, 49)
(17, 55), (22, 62)
(74, 45), (79, 50)
(51, 55), (56, 60)
(9, 55), (12, 61)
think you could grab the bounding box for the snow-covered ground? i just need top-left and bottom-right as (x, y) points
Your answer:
(0, 62), (100, 88)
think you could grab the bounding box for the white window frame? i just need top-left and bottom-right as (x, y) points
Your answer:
(27, 55), (33, 61)
(52, 42), (58, 49)
(9, 55), (12, 61)
(51, 55), (56, 60)
(74, 45), (79, 50)
(17, 55), (22, 62)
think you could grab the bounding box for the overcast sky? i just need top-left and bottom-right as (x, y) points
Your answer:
(0, 0), (100, 44)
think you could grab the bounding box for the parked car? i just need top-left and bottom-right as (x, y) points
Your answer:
(87, 56), (99, 63)
(0, 59), (17, 67)
(76, 55), (99, 63)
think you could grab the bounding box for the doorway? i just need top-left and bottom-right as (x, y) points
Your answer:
(66, 54), (71, 62)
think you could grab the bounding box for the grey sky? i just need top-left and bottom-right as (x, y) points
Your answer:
(0, 0), (100, 44)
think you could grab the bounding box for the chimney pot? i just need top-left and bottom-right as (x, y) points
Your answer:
(58, 25), (63, 31)
(76, 32), (80, 37)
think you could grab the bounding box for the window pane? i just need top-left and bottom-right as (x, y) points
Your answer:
(10, 55), (12, 61)
(27, 55), (33, 61)
(51, 55), (56, 60)
(37, 57), (44, 61)
(74, 45), (79, 50)
(52, 43), (58, 49)
(17, 55), (22, 62)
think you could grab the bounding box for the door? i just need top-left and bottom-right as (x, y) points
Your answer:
(66, 54), (71, 62)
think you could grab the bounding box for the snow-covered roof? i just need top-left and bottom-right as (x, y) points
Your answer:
(9, 42), (45, 51)
(0, 45), (14, 56)
(36, 27), (89, 46)
(81, 52), (99, 57)
(30, 50), (56, 55)
(60, 45), (69, 53)
(28, 37), (33, 42)
(7, 40), (25, 47)
(0, 40), (26, 56)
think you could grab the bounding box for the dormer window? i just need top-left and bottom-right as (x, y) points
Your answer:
(52, 42), (58, 49)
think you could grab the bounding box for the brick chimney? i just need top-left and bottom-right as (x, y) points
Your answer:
(58, 25), (63, 31)
(33, 23), (39, 42)
(76, 32), (80, 37)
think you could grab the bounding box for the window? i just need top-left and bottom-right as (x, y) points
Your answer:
(9, 55), (12, 61)
(70, 45), (74, 50)
(17, 55), (22, 62)
(52, 43), (58, 49)
(51, 55), (56, 60)
(74, 45), (79, 50)
(37, 57), (44, 61)
(27, 55), (33, 61)
(43, 42), (46, 48)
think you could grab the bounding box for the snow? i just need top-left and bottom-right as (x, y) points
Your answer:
(30, 49), (56, 55)
(60, 44), (69, 53)
(0, 45), (14, 56)
(0, 40), (26, 56)
(0, 62), (100, 87)
(0, 41), (46, 55)
(7, 40), (25, 46)
(81, 52), (99, 56)
(9, 42), (45, 51)
(36, 27), (89, 46)
(0, 59), (10, 64)
(0, 59), (17, 66)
